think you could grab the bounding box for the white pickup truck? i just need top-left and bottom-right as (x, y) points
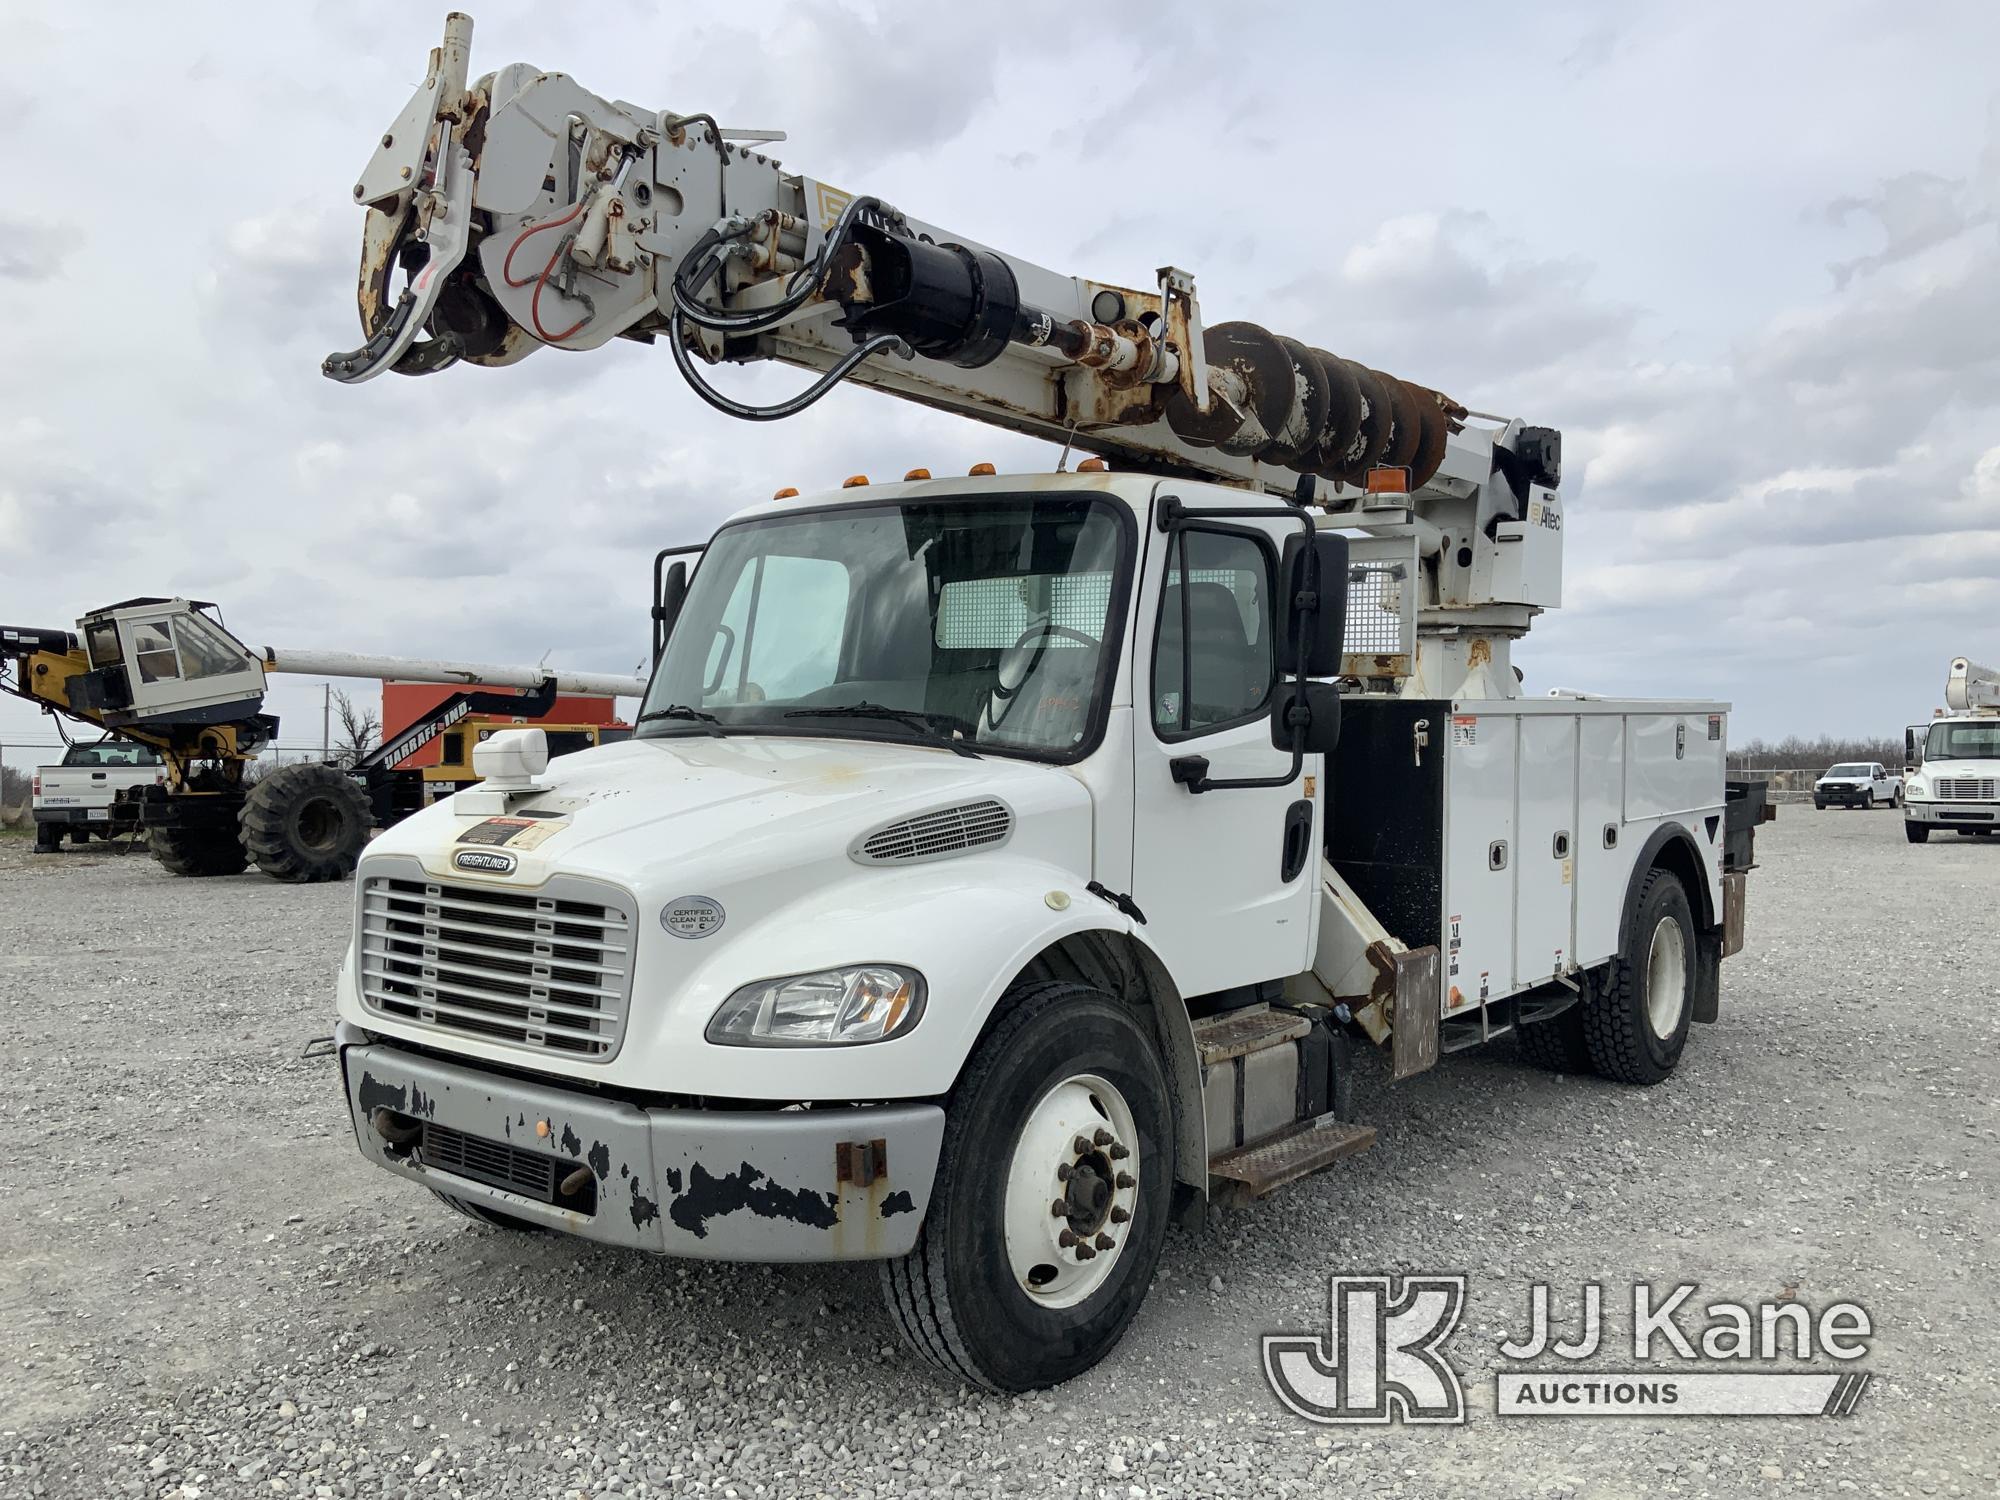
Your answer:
(1812, 762), (1900, 810)
(32, 740), (162, 850)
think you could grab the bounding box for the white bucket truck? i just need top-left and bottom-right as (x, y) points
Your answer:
(324, 17), (1759, 1389)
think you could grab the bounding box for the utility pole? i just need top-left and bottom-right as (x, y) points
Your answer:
(322, 683), (330, 762)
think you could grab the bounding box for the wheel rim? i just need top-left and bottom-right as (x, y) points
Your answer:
(295, 796), (341, 853)
(1643, 915), (1688, 1040)
(1002, 1072), (1139, 1310)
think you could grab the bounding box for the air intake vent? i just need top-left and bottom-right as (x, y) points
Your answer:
(854, 799), (1013, 864)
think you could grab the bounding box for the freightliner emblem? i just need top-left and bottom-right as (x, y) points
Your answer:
(453, 849), (517, 875)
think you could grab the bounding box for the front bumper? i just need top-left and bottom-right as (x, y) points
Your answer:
(1906, 800), (1998, 827)
(1814, 787), (1876, 806)
(336, 1023), (944, 1260)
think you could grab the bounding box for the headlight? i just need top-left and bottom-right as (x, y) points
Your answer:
(1907, 778), (1927, 799)
(706, 965), (926, 1047)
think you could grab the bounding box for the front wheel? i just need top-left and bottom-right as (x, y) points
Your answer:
(1905, 822), (1929, 844)
(1580, 868), (1695, 1085)
(1862, 791), (1874, 810)
(240, 763), (372, 882)
(881, 981), (1174, 1391)
(1813, 799), (1826, 810)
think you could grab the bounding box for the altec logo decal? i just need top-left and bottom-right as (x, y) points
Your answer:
(453, 849), (517, 875)
(1265, 1278), (1874, 1422)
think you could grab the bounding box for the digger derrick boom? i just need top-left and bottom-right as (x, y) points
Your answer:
(325, 13), (1479, 502)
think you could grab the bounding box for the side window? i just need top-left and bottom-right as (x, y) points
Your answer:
(1152, 528), (1275, 737)
(130, 619), (181, 684)
(704, 554), (850, 705)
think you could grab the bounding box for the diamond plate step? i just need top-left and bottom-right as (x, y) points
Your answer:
(1208, 1113), (1376, 1197)
(1191, 1003), (1311, 1066)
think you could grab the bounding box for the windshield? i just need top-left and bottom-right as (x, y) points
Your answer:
(640, 496), (1129, 760)
(1825, 764), (1871, 777)
(1925, 721), (2000, 761)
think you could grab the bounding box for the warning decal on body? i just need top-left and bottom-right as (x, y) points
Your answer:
(1451, 715), (1478, 747)
(456, 816), (567, 850)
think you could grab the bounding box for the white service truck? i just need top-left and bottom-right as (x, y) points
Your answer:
(322, 16), (1761, 1391)
(31, 739), (163, 849)
(1904, 658), (2000, 843)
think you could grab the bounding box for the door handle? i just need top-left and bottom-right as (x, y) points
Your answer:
(1280, 798), (1314, 882)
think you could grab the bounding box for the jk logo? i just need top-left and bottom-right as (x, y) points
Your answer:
(1263, 1275), (1467, 1424)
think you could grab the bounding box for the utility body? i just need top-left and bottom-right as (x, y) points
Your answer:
(1904, 658), (2000, 843)
(324, 15), (1761, 1390)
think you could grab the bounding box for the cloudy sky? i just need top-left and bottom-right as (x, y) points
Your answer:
(3, 0), (1997, 756)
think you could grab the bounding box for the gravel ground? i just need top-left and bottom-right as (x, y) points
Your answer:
(2, 809), (1995, 1499)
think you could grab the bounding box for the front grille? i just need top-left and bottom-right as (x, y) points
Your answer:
(1933, 777), (1998, 801)
(421, 1121), (558, 1200)
(855, 799), (1012, 863)
(357, 868), (636, 1060)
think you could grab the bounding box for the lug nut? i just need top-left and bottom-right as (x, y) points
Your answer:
(1056, 1162), (1073, 1182)
(1073, 1136), (1093, 1155)
(1094, 1232), (1115, 1251)
(1051, 1199), (1069, 1217)
(1093, 1128), (1113, 1147)
(1116, 1172), (1135, 1190)
(1108, 1143), (1130, 1159)
(1074, 1242), (1097, 1261)
(1110, 1206), (1130, 1224)
(1058, 1228), (1077, 1248)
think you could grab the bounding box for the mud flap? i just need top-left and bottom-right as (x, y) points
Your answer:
(1390, 945), (1442, 1080)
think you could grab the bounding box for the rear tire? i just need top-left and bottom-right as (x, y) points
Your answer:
(1580, 868), (1695, 1085)
(1906, 822), (1929, 844)
(32, 822), (62, 853)
(880, 981), (1173, 1391)
(149, 825), (250, 877)
(1516, 1000), (1594, 1073)
(427, 1188), (545, 1233)
(240, 763), (372, 883)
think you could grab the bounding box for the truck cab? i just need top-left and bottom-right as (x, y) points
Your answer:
(332, 455), (1752, 1391)
(1904, 659), (2000, 842)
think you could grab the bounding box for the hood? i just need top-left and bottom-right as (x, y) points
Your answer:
(364, 732), (1097, 898)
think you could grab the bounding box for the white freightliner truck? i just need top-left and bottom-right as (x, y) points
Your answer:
(1903, 658), (2000, 842)
(323, 16), (1762, 1390)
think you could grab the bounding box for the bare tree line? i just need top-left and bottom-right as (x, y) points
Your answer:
(1728, 734), (1907, 771)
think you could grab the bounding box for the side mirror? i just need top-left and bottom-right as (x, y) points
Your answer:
(1276, 532), (1350, 678)
(654, 560), (690, 666)
(1271, 678), (1341, 755)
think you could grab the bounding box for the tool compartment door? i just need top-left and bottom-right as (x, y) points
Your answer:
(1441, 710), (1516, 1009)
(1514, 712), (1579, 985)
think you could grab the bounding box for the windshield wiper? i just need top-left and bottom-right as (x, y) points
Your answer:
(637, 703), (723, 736)
(783, 701), (981, 758)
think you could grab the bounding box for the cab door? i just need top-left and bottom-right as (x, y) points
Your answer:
(1127, 497), (1317, 996)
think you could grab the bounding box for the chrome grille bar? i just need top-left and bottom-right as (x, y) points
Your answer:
(356, 861), (637, 1061)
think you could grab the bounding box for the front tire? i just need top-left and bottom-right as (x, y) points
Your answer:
(1814, 799), (1826, 810)
(1580, 868), (1696, 1085)
(1906, 822), (1928, 844)
(881, 981), (1174, 1391)
(240, 763), (373, 883)
(1862, 791), (1874, 810)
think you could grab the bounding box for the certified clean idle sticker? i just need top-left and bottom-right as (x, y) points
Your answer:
(661, 896), (725, 939)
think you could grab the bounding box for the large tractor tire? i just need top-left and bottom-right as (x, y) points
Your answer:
(240, 763), (373, 883)
(149, 825), (250, 877)
(881, 981), (1174, 1391)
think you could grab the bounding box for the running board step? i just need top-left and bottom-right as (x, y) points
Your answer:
(1208, 1113), (1376, 1198)
(1191, 1002), (1310, 1066)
